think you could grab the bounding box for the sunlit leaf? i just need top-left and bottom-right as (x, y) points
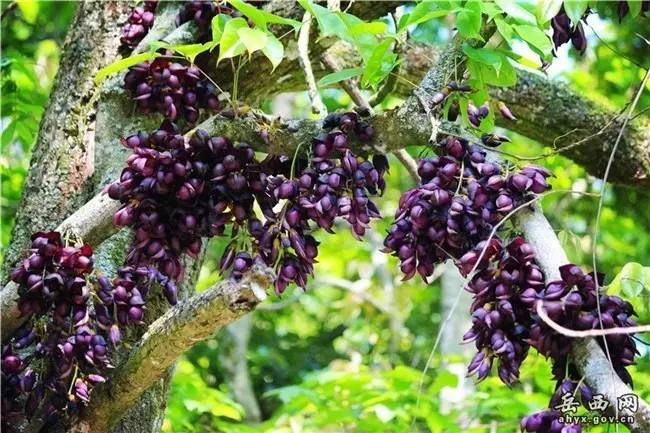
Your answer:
(262, 33), (284, 70)
(494, 17), (514, 44)
(218, 17), (249, 62)
(317, 67), (363, 87)
(237, 27), (268, 56)
(456, 1), (483, 40)
(494, 0), (537, 24)
(536, 0), (564, 24)
(16, 0), (38, 24)
(514, 24), (552, 55)
(228, 0), (301, 30)
(563, 0), (588, 27)
(94, 52), (159, 84)
(406, 1), (451, 27)
(171, 43), (211, 63)
(211, 13), (232, 45)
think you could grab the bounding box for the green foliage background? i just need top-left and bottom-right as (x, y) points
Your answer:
(1, 2), (648, 433)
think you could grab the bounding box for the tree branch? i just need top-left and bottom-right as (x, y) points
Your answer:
(73, 264), (275, 433)
(517, 207), (650, 433)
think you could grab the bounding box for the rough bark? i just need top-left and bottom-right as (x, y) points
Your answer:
(2, 1), (131, 279)
(74, 265), (274, 433)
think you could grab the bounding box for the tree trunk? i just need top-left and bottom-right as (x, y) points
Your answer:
(2, 1), (129, 279)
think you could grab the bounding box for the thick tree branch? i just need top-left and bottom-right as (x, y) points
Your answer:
(73, 264), (275, 433)
(517, 207), (650, 433)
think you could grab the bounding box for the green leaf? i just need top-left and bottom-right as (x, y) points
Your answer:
(627, 0), (642, 18)
(218, 17), (249, 62)
(480, 2), (504, 21)
(467, 56), (517, 87)
(228, 0), (301, 30)
(262, 33), (284, 70)
(298, 0), (347, 37)
(171, 43), (211, 63)
(514, 24), (552, 55)
(494, 0), (537, 24)
(361, 39), (397, 89)
(536, 0), (564, 24)
(350, 21), (388, 36)
(499, 48), (543, 69)
(406, 1), (452, 27)
(211, 14), (232, 44)
(463, 45), (502, 71)
(237, 27), (268, 56)
(494, 17), (514, 44)
(563, 0), (588, 27)
(16, 0), (38, 24)
(456, 1), (483, 40)
(608, 262), (650, 298)
(94, 52), (159, 84)
(317, 67), (363, 87)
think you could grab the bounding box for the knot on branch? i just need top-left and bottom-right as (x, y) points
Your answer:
(226, 263), (276, 310)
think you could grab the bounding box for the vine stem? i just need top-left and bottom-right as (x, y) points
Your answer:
(535, 302), (650, 337)
(590, 66), (650, 407)
(297, 11), (326, 115)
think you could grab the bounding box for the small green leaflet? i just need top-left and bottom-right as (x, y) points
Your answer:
(350, 21), (388, 36)
(218, 17), (249, 62)
(95, 52), (159, 84)
(227, 0), (301, 31)
(238, 27), (268, 56)
(494, 0), (537, 25)
(361, 39), (397, 89)
(536, 0), (563, 24)
(170, 43), (211, 63)
(404, 1), (452, 28)
(456, 1), (482, 40)
(563, 0), (588, 27)
(514, 24), (552, 55)
(627, 0), (643, 19)
(318, 67), (363, 87)
(463, 45), (502, 72)
(211, 14), (232, 45)
(298, 0), (347, 38)
(608, 262), (650, 298)
(494, 17), (514, 44)
(262, 33), (284, 70)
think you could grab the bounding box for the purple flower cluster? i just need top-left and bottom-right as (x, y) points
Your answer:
(256, 111), (387, 293)
(120, 1), (158, 49)
(108, 112), (386, 296)
(550, 6), (587, 54)
(383, 136), (551, 282)
(3, 232), (110, 427)
(526, 263), (638, 385)
(521, 379), (591, 433)
(462, 237), (545, 384)
(107, 120), (273, 310)
(124, 55), (220, 123)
